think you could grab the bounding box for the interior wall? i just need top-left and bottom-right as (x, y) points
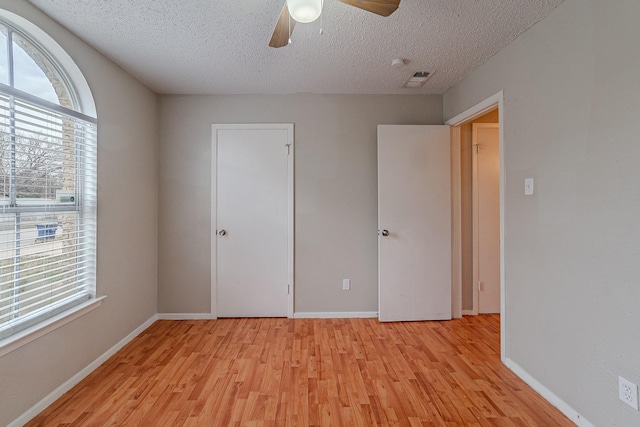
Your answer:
(460, 109), (498, 311)
(0, 2), (159, 426)
(444, 0), (640, 425)
(157, 94), (443, 314)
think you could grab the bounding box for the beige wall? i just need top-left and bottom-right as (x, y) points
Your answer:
(158, 94), (443, 314)
(459, 110), (498, 310)
(445, 0), (640, 425)
(0, 2), (158, 426)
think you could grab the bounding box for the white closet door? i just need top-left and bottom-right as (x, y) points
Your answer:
(213, 124), (292, 317)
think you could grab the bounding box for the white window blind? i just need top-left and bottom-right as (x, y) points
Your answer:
(0, 86), (97, 339)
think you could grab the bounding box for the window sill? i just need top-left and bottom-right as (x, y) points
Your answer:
(0, 296), (107, 358)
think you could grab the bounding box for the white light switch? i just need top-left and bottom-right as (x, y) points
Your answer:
(342, 279), (350, 290)
(525, 178), (534, 196)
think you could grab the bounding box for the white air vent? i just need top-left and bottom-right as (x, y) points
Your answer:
(402, 71), (432, 88)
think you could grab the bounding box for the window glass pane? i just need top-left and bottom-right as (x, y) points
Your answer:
(12, 34), (60, 105)
(0, 210), (89, 338)
(13, 102), (67, 201)
(14, 131), (65, 201)
(0, 29), (9, 85)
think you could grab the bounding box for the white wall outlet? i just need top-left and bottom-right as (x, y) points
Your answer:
(619, 376), (639, 410)
(524, 178), (534, 196)
(342, 279), (350, 290)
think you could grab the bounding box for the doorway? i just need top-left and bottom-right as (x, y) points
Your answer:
(211, 124), (294, 318)
(446, 91), (505, 360)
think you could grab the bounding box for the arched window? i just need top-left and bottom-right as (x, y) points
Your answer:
(0, 17), (97, 340)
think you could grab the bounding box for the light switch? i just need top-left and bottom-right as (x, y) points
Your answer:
(525, 178), (534, 196)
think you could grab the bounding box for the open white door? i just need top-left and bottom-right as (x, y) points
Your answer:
(472, 123), (501, 314)
(378, 125), (451, 322)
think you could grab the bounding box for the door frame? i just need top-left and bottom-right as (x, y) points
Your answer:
(210, 123), (295, 319)
(446, 91), (505, 361)
(472, 123), (500, 315)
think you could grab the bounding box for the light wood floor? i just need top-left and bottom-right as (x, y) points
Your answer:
(27, 316), (574, 426)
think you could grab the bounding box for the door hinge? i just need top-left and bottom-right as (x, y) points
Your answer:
(288, 284), (291, 294)
(285, 144), (292, 155)
(478, 281), (483, 291)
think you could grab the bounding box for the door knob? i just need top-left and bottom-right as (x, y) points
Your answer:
(381, 229), (390, 237)
(218, 229), (227, 236)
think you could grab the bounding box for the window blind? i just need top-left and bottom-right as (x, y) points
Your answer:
(0, 87), (97, 340)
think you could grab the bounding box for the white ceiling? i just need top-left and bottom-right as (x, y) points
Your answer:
(27, 0), (564, 95)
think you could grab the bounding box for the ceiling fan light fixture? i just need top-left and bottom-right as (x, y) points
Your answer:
(287, 0), (323, 23)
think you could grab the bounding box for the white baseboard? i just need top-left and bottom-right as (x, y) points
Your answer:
(505, 358), (594, 427)
(461, 309), (476, 316)
(9, 314), (158, 427)
(293, 311), (378, 319)
(157, 313), (216, 320)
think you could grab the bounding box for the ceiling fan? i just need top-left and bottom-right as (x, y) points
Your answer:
(269, 0), (401, 48)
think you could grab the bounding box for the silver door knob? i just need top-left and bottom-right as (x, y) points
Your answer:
(218, 229), (227, 236)
(381, 229), (390, 237)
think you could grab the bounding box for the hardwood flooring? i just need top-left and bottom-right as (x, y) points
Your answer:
(27, 316), (574, 426)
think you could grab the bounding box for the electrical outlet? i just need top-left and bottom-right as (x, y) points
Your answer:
(342, 279), (350, 290)
(619, 376), (639, 410)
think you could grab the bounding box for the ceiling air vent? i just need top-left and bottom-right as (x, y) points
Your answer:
(402, 71), (432, 88)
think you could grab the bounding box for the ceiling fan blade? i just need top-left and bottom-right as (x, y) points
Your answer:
(336, 0), (400, 17)
(269, 3), (296, 48)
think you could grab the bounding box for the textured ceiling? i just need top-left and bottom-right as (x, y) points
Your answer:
(27, 0), (564, 95)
